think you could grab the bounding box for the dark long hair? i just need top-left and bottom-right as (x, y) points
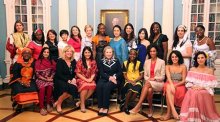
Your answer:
(167, 50), (184, 65)
(32, 29), (45, 46)
(82, 46), (94, 69)
(70, 25), (82, 41)
(38, 47), (53, 64)
(46, 29), (58, 45)
(193, 51), (207, 67)
(126, 48), (138, 72)
(123, 23), (135, 42)
(14, 20), (24, 33)
(96, 23), (107, 36)
(137, 28), (148, 44)
(149, 22), (162, 42)
(172, 25), (187, 48)
(147, 44), (159, 59)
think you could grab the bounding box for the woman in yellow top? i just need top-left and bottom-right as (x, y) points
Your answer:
(121, 49), (144, 113)
(6, 20), (30, 63)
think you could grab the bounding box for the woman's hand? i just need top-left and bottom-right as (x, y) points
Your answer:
(170, 83), (176, 94)
(109, 76), (117, 84)
(68, 78), (77, 86)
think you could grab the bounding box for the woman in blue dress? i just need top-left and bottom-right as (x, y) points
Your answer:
(137, 28), (150, 67)
(110, 25), (128, 65)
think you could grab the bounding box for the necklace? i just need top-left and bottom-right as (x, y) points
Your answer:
(197, 36), (206, 43)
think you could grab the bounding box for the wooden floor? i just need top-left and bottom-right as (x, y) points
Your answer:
(0, 89), (220, 122)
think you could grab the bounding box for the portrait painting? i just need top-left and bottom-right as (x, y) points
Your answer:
(100, 10), (129, 38)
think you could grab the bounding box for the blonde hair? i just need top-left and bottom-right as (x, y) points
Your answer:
(103, 46), (115, 58)
(62, 45), (75, 61)
(84, 25), (93, 32)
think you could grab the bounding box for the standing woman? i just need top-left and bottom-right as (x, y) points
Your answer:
(68, 25), (82, 61)
(123, 23), (137, 51)
(6, 20), (30, 63)
(128, 44), (165, 117)
(44, 29), (59, 62)
(137, 28), (150, 67)
(109, 25), (128, 65)
(180, 51), (220, 121)
(160, 50), (187, 121)
(149, 22), (168, 62)
(75, 46), (98, 113)
(9, 48), (39, 112)
(96, 46), (122, 116)
(81, 25), (93, 53)
(35, 47), (56, 116)
(58, 29), (69, 58)
(192, 25), (216, 69)
(172, 25), (192, 70)
(53, 45), (78, 114)
(28, 29), (45, 60)
(92, 23), (110, 62)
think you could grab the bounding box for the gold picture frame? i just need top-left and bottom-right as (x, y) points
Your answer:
(100, 10), (129, 37)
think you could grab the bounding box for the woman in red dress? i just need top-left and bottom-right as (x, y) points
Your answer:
(75, 46), (97, 112)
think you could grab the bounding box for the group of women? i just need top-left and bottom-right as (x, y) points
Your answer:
(6, 20), (220, 121)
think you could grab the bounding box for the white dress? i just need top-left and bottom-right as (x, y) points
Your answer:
(173, 37), (192, 70)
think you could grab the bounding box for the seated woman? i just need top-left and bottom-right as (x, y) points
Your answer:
(128, 44), (165, 117)
(96, 46), (122, 116)
(53, 45), (78, 114)
(9, 48), (39, 112)
(75, 46), (98, 113)
(35, 47), (56, 116)
(180, 51), (220, 121)
(160, 50), (187, 121)
(121, 49), (143, 112)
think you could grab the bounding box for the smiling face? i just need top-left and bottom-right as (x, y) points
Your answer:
(84, 49), (92, 59)
(104, 48), (113, 59)
(85, 27), (93, 37)
(139, 31), (145, 40)
(177, 27), (185, 39)
(65, 48), (73, 59)
(113, 27), (121, 37)
(48, 32), (56, 41)
(171, 53), (179, 64)
(99, 24), (106, 35)
(61, 33), (68, 41)
(72, 27), (79, 36)
(43, 49), (50, 59)
(15, 23), (24, 32)
(129, 50), (137, 62)
(197, 53), (206, 66)
(125, 25), (133, 35)
(149, 47), (157, 58)
(35, 31), (43, 41)
(195, 27), (205, 38)
(22, 50), (32, 61)
(152, 24), (160, 34)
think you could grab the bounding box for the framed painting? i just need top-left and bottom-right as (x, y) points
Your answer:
(100, 10), (129, 38)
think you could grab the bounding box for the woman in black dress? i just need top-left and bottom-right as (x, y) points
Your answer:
(53, 45), (78, 114)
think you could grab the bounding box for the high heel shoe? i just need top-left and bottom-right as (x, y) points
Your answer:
(129, 110), (137, 115)
(102, 109), (109, 116)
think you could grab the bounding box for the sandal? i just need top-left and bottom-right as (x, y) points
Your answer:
(47, 104), (53, 113)
(40, 108), (48, 116)
(75, 101), (80, 108)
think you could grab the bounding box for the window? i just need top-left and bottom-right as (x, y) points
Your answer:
(188, 0), (220, 46)
(14, 0), (45, 34)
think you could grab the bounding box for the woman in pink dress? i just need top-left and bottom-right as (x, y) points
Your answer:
(75, 46), (97, 112)
(68, 25), (82, 61)
(180, 51), (220, 121)
(160, 50), (187, 121)
(28, 29), (44, 60)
